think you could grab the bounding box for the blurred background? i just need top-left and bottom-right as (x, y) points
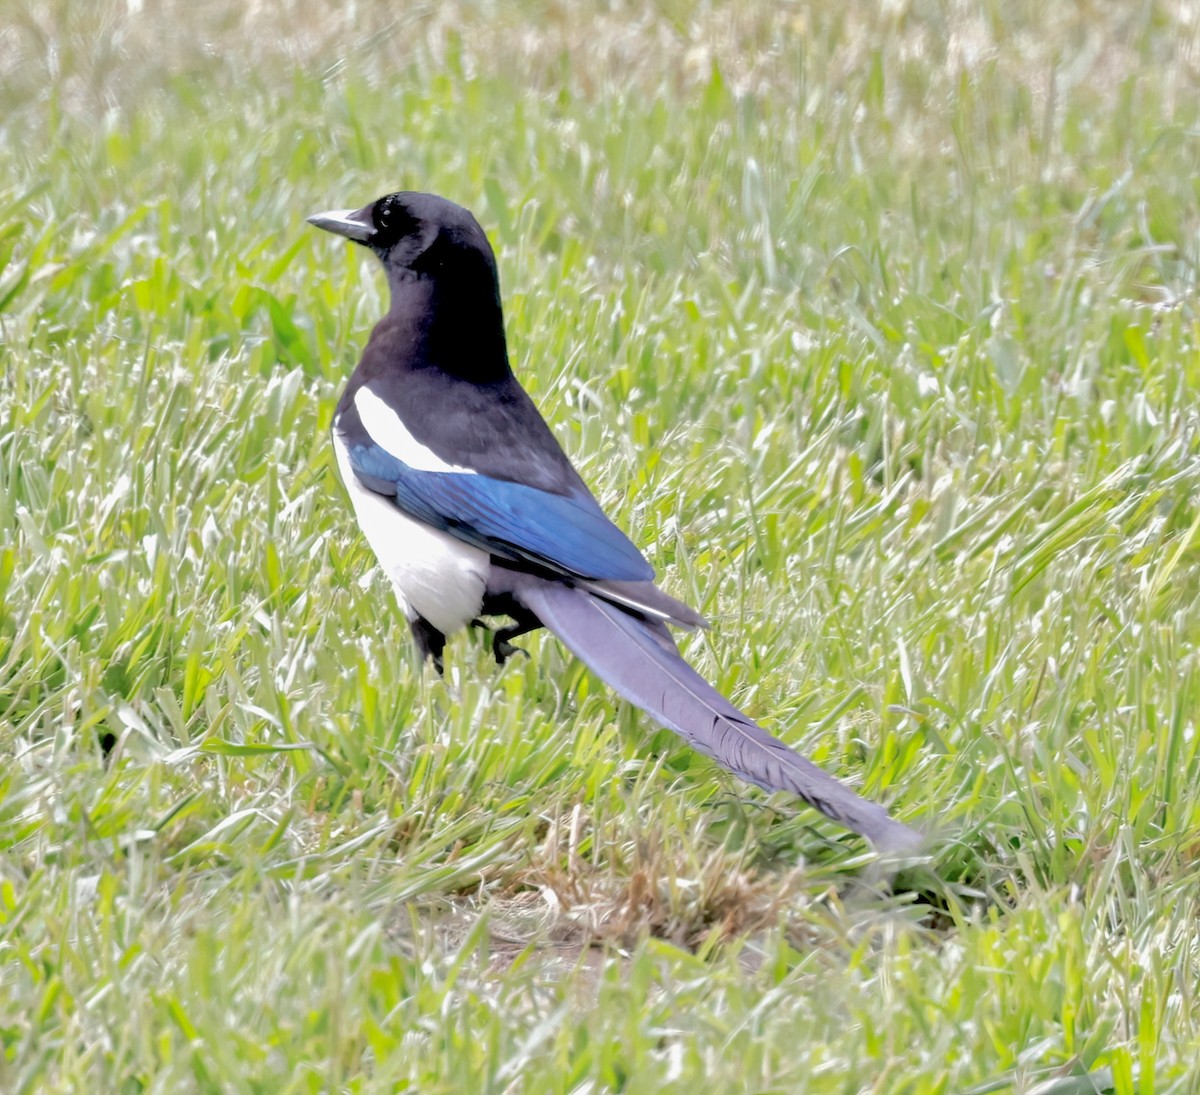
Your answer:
(5, 2), (1200, 1091)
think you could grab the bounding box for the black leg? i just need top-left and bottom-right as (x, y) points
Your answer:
(475, 595), (545, 666)
(409, 616), (446, 674)
(490, 605), (542, 665)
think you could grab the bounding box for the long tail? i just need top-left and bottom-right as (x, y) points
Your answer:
(514, 580), (922, 853)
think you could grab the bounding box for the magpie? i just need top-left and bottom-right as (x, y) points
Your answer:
(307, 191), (921, 853)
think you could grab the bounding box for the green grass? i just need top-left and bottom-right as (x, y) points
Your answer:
(3, 0), (1200, 1090)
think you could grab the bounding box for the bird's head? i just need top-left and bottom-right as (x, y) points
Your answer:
(308, 190), (509, 374)
(307, 191), (498, 286)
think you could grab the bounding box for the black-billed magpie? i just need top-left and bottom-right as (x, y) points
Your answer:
(308, 191), (920, 853)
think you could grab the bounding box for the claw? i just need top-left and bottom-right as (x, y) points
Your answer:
(493, 636), (530, 666)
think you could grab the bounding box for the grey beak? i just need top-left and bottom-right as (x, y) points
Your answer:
(306, 206), (374, 243)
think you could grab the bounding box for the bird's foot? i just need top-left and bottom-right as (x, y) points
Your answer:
(493, 634), (530, 666)
(471, 613), (541, 666)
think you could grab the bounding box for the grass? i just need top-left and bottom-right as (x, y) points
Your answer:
(3, 0), (1200, 1089)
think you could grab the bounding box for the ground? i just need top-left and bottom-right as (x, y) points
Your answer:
(3, 1), (1200, 1091)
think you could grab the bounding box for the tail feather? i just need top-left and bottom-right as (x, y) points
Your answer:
(516, 580), (921, 853)
(578, 577), (707, 630)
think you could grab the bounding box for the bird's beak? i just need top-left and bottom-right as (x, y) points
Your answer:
(306, 205), (374, 243)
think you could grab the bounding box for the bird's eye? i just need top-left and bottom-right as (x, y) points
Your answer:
(374, 198), (400, 233)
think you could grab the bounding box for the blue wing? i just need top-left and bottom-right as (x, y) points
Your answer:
(346, 438), (654, 582)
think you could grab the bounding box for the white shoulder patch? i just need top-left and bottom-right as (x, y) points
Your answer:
(353, 386), (476, 475)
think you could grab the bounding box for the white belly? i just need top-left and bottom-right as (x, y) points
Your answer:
(333, 434), (489, 637)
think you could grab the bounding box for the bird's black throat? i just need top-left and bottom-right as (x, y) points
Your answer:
(381, 266), (510, 384)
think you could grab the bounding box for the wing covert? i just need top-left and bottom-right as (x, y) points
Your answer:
(344, 437), (654, 582)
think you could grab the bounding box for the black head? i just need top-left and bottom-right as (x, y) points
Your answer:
(308, 191), (510, 379)
(307, 191), (497, 283)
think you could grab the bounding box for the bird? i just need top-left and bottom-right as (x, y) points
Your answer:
(307, 191), (921, 853)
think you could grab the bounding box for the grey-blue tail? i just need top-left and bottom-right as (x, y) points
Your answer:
(515, 580), (922, 853)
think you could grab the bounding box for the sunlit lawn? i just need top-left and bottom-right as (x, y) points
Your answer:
(3, 1), (1200, 1090)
